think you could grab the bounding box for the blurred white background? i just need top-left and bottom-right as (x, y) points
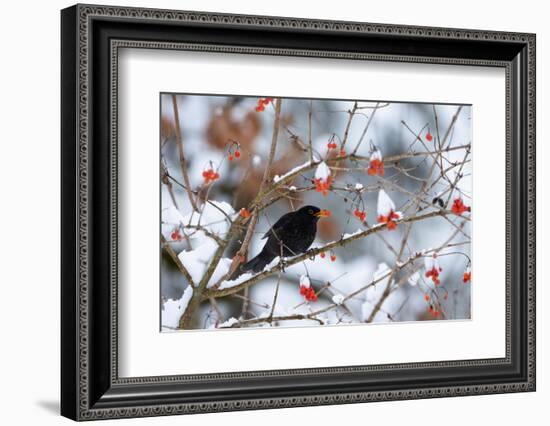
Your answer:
(0, 0), (546, 425)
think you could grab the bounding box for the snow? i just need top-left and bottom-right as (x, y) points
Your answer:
(167, 201), (236, 287)
(218, 258), (279, 289)
(424, 255), (440, 271)
(178, 239), (218, 285)
(289, 185), (297, 191)
(314, 161), (331, 181)
(161, 285), (193, 329)
(377, 189), (396, 217)
(354, 182), (364, 191)
(218, 317), (239, 328)
(177, 241), (232, 287)
(162, 205), (186, 227)
(218, 272), (254, 290)
(341, 228), (365, 239)
(300, 275), (311, 288)
(273, 160), (312, 183)
(163, 200), (235, 243)
(332, 294), (345, 305)
(181, 200), (234, 239)
(370, 148), (382, 162)
(207, 257), (232, 288)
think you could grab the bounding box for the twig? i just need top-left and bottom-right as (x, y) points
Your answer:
(160, 234), (194, 286)
(171, 95), (199, 212)
(352, 102), (379, 155)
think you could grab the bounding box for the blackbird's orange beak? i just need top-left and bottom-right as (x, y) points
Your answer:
(315, 209), (331, 218)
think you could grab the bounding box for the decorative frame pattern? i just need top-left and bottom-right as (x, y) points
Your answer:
(61, 4), (535, 421)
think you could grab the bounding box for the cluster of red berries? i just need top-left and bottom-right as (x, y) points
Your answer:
(327, 139), (346, 157)
(202, 168), (220, 185)
(463, 271), (471, 283)
(367, 158), (384, 176)
(319, 252), (336, 262)
(451, 197), (471, 215)
(228, 149), (241, 161)
(425, 266), (442, 285)
(314, 176), (333, 196)
(424, 294), (441, 317)
(353, 209), (366, 222)
(426, 131), (433, 142)
(255, 97), (273, 112)
(299, 284), (318, 302)
(378, 211), (400, 230)
(239, 208), (251, 219)
(170, 229), (183, 241)
(427, 305), (440, 318)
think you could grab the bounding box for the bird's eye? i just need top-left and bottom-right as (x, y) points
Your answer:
(308, 209), (313, 214)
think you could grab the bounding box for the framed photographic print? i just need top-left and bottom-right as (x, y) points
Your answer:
(61, 3), (536, 421)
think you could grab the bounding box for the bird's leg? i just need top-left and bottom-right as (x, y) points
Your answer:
(279, 242), (286, 273)
(307, 248), (317, 261)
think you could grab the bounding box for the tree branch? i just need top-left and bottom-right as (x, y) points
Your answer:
(204, 209), (450, 299)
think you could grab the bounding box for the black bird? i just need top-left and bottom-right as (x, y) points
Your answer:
(241, 205), (329, 273)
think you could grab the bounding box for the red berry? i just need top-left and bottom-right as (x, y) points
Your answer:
(320, 252), (326, 259)
(424, 294), (430, 302)
(228, 155), (234, 161)
(235, 150), (241, 158)
(239, 208), (251, 219)
(330, 255), (336, 262)
(426, 132), (433, 141)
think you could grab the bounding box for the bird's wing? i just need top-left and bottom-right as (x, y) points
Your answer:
(262, 213), (293, 240)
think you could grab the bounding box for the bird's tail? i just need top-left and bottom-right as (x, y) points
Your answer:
(241, 252), (273, 273)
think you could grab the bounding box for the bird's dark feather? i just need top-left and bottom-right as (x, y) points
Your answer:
(241, 205), (321, 273)
(262, 214), (294, 240)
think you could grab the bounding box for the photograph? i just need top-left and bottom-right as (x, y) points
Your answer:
(160, 94), (472, 331)
(55, 2), (536, 421)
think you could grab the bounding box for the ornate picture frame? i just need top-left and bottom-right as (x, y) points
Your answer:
(61, 4), (535, 420)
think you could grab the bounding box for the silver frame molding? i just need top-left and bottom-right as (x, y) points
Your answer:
(61, 3), (536, 420)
